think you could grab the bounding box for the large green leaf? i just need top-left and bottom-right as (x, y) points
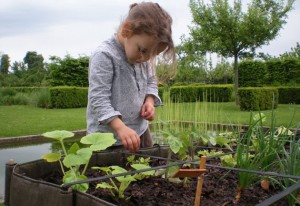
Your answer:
(63, 147), (92, 168)
(42, 130), (74, 141)
(80, 133), (116, 151)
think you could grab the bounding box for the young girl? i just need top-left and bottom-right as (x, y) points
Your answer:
(86, 2), (175, 152)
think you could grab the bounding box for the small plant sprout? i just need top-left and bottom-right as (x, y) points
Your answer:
(93, 164), (155, 199)
(126, 155), (151, 166)
(42, 130), (116, 192)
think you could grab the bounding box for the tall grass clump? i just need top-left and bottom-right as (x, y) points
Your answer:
(234, 93), (298, 203)
(0, 87), (50, 107)
(0, 87), (29, 105)
(28, 88), (51, 108)
(275, 128), (300, 205)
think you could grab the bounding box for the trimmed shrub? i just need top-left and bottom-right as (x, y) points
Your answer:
(49, 87), (88, 108)
(238, 87), (278, 111)
(239, 60), (267, 87)
(278, 87), (300, 104)
(169, 85), (233, 103)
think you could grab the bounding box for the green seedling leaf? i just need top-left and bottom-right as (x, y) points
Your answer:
(68, 142), (80, 154)
(42, 130), (74, 141)
(215, 136), (233, 151)
(110, 166), (136, 182)
(80, 133), (116, 151)
(131, 164), (154, 176)
(96, 182), (114, 189)
(63, 148), (92, 168)
(208, 136), (216, 146)
(63, 170), (88, 192)
(92, 166), (111, 173)
(167, 136), (183, 154)
(42, 153), (61, 162)
(276, 126), (294, 136)
(253, 112), (266, 122)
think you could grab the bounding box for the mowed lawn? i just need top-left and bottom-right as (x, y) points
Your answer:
(0, 103), (299, 137)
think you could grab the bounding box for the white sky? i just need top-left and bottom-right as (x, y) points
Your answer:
(0, 0), (299, 64)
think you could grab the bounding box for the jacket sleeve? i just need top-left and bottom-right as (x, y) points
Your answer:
(88, 51), (121, 124)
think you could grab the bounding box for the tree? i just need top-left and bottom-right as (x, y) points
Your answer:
(280, 42), (300, 59)
(23, 51), (47, 86)
(48, 55), (89, 87)
(188, 0), (295, 103)
(23, 51), (44, 71)
(0, 54), (10, 74)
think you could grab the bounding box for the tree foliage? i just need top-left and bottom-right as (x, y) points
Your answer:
(187, 0), (295, 102)
(0, 54), (10, 75)
(48, 55), (89, 87)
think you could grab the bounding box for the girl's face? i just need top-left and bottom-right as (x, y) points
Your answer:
(122, 33), (158, 64)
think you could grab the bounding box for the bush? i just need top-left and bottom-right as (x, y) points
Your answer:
(238, 87), (278, 111)
(169, 85), (233, 103)
(49, 87), (88, 108)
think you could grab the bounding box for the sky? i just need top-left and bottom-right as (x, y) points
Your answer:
(0, 0), (299, 64)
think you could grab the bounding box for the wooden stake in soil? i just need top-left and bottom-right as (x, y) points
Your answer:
(172, 156), (207, 206)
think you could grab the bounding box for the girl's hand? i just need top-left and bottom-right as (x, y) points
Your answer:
(141, 95), (155, 121)
(116, 125), (140, 152)
(109, 118), (140, 152)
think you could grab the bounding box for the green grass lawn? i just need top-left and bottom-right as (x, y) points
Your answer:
(0, 103), (299, 137)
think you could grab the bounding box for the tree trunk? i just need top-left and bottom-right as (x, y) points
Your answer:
(234, 54), (239, 105)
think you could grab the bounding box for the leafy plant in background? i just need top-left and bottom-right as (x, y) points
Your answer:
(93, 164), (155, 199)
(42, 130), (116, 192)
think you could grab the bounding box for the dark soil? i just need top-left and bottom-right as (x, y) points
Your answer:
(43, 158), (290, 206)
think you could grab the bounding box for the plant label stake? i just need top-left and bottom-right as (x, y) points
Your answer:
(172, 156), (207, 206)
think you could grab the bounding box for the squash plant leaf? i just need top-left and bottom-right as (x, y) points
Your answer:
(68, 142), (80, 154)
(42, 130), (74, 142)
(63, 148), (92, 168)
(80, 133), (116, 151)
(63, 170), (88, 192)
(42, 153), (61, 162)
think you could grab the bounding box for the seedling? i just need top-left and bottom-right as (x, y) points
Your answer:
(42, 130), (116, 192)
(93, 164), (155, 199)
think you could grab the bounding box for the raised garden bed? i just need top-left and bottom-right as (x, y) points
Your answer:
(6, 145), (300, 206)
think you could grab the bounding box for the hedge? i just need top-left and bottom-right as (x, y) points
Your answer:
(238, 87), (278, 111)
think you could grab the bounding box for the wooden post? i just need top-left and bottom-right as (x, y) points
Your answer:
(194, 156), (206, 206)
(5, 159), (16, 206)
(172, 156), (207, 206)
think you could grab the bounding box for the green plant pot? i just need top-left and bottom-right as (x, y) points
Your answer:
(7, 145), (169, 206)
